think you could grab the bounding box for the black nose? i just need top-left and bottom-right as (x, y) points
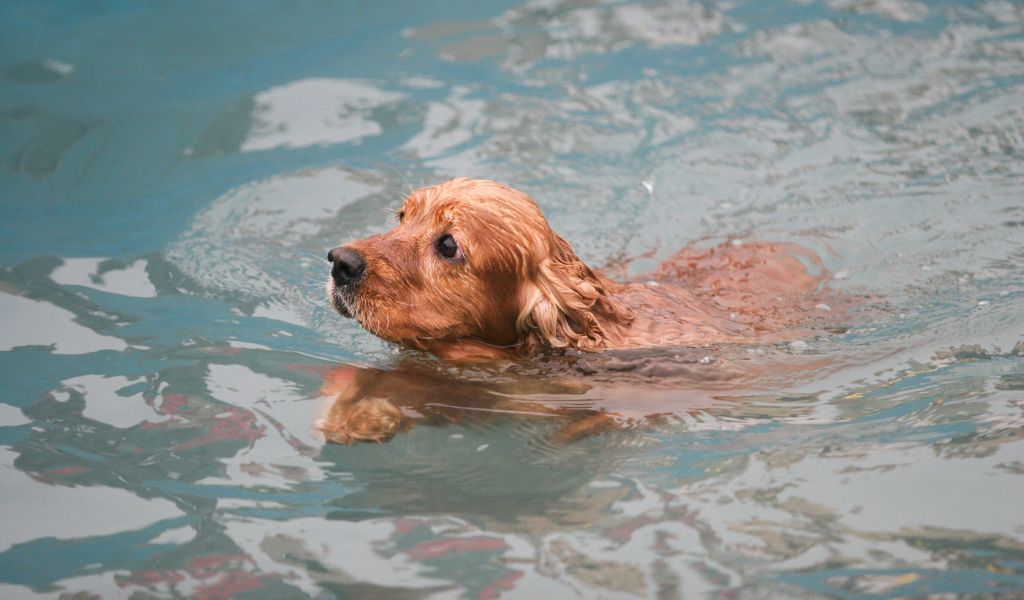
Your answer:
(327, 246), (366, 285)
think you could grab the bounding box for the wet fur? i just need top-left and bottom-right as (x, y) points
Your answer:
(328, 178), (836, 360)
(321, 178), (846, 443)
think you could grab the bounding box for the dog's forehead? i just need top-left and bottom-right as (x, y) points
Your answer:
(403, 180), (541, 222)
(400, 187), (450, 221)
(399, 192), (458, 226)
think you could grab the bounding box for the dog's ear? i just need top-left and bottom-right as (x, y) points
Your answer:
(516, 235), (633, 353)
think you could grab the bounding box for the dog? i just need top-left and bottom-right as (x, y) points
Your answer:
(319, 178), (846, 443)
(327, 178), (836, 361)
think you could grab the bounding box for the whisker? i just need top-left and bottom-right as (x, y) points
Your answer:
(299, 281), (331, 291)
(385, 164), (416, 196)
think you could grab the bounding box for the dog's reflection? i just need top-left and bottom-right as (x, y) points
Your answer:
(314, 359), (620, 444)
(313, 348), (840, 445)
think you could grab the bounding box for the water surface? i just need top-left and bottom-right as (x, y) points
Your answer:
(1, 0), (1023, 597)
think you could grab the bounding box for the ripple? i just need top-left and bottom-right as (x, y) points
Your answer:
(6, 2), (1023, 597)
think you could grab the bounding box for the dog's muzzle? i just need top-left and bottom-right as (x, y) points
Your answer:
(327, 246), (365, 318)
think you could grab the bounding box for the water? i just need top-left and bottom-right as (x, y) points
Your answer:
(1, 0), (1023, 597)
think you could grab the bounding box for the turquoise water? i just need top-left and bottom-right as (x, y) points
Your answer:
(2, 0), (1024, 597)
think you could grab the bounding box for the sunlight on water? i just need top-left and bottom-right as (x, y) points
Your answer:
(1, 1), (1023, 598)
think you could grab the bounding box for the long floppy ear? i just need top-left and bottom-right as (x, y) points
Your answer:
(516, 235), (634, 353)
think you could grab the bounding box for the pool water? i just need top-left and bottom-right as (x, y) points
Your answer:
(2, 0), (1023, 597)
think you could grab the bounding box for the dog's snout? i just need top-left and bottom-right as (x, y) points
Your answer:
(328, 246), (366, 285)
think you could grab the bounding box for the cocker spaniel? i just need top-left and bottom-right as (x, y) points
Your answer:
(327, 178), (834, 361)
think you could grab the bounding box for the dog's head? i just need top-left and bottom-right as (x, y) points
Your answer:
(327, 178), (632, 355)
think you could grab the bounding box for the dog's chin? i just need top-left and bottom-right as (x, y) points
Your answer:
(333, 299), (352, 319)
(327, 281), (464, 344)
(327, 284), (354, 319)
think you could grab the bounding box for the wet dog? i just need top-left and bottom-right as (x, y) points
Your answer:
(327, 178), (835, 361)
(318, 178), (846, 443)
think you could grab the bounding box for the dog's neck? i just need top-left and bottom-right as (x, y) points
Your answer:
(417, 337), (522, 361)
(411, 279), (700, 361)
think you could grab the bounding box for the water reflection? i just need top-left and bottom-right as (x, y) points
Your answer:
(290, 352), (1024, 597)
(191, 78), (408, 156)
(2, 0), (1024, 597)
(0, 291), (128, 354)
(407, 0), (733, 68)
(0, 318), (1022, 596)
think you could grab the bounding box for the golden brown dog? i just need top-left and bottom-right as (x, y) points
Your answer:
(327, 177), (836, 361)
(319, 178), (847, 443)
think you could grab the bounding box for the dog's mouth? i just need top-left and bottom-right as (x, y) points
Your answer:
(326, 281), (419, 344)
(327, 281), (354, 319)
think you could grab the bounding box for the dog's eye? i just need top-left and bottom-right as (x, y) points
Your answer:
(435, 234), (463, 261)
(396, 210), (405, 223)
